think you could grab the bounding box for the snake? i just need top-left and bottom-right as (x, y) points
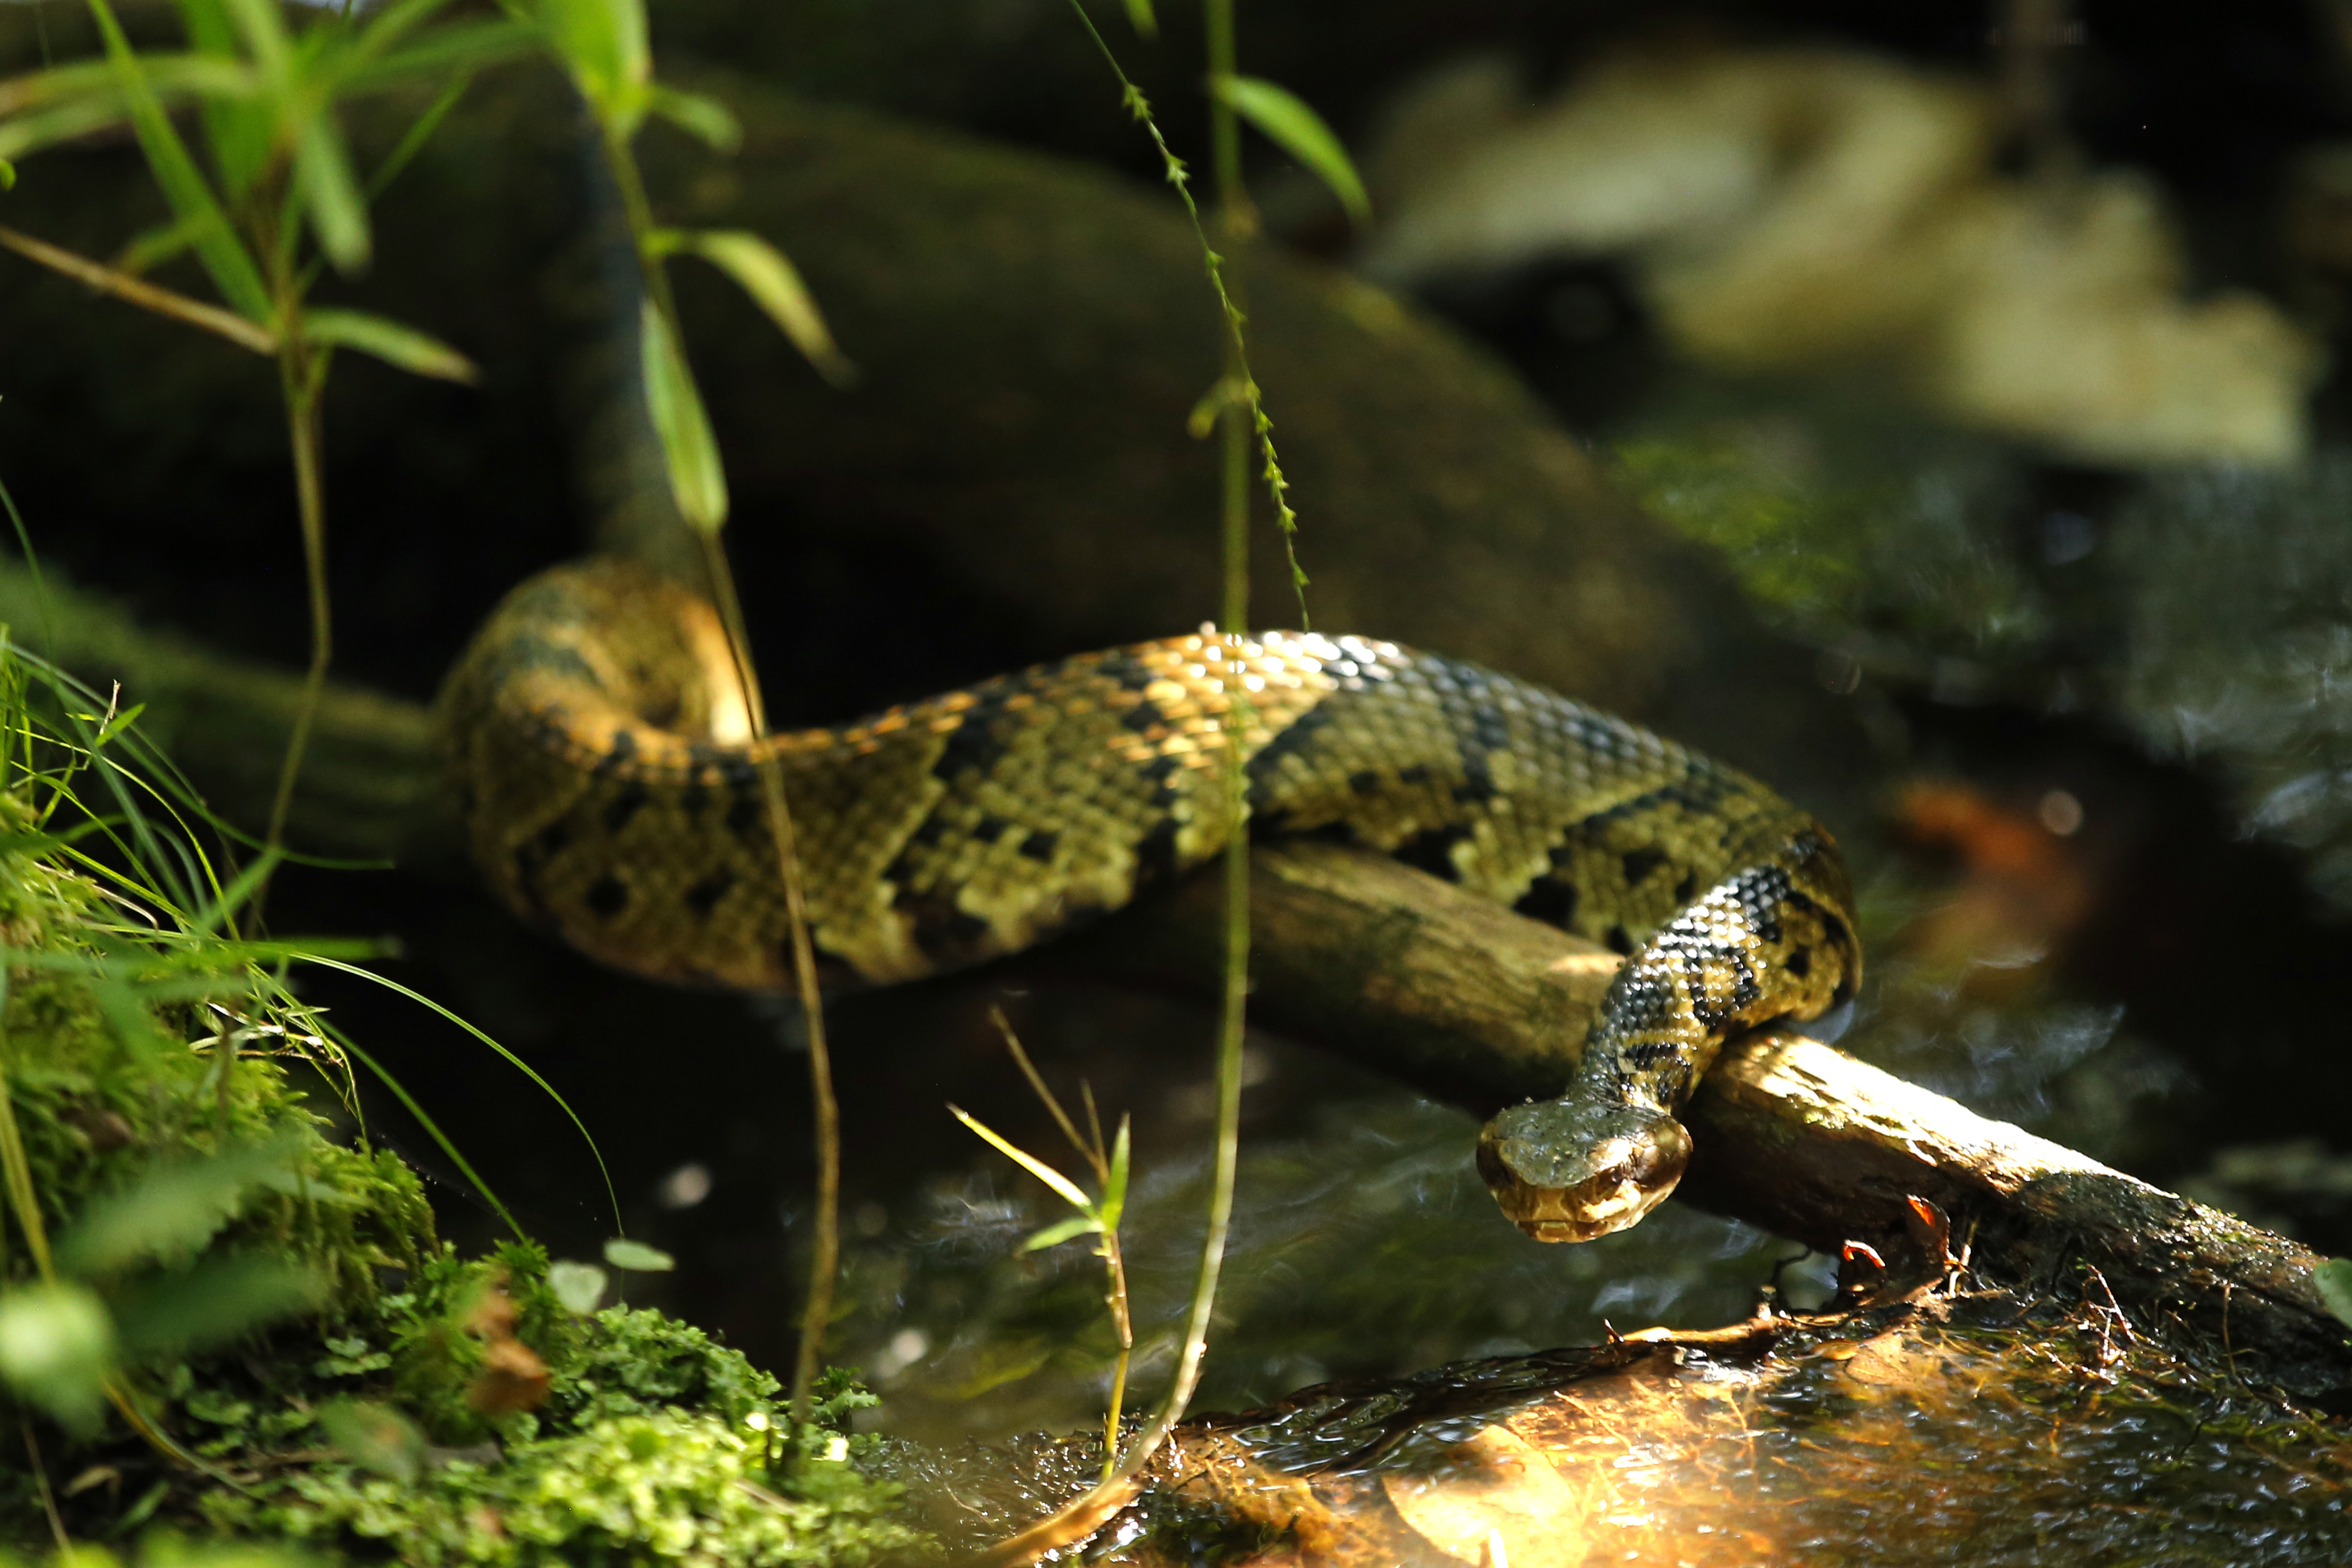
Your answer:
(436, 559), (1861, 1242)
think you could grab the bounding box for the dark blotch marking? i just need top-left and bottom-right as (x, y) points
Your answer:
(1513, 876), (1578, 929)
(1397, 764), (1431, 786)
(586, 875), (629, 918)
(1451, 752), (1498, 805)
(1605, 924), (1634, 956)
(1348, 770), (1380, 797)
(1120, 699), (1166, 735)
(726, 794), (764, 840)
(891, 887), (997, 969)
(592, 727), (639, 777)
(603, 782), (650, 835)
(686, 868), (736, 917)
(933, 682), (1022, 781)
(1673, 871), (1698, 903)
(1243, 701), (1338, 807)
(1095, 651), (1159, 693)
(1392, 824), (1473, 882)
(975, 814), (1010, 845)
(1020, 831), (1058, 862)
(1787, 947), (1812, 979)
(1133, 817), (1183, 887)
(1621, 848), (1667, 886)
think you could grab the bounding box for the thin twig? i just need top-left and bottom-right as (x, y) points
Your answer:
(0, 224), (276, 355)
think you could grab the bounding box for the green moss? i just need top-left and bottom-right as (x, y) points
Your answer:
(0, 686), (927, 1567)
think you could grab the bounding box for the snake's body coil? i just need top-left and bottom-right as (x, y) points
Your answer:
(439, 560), (1860, 1239)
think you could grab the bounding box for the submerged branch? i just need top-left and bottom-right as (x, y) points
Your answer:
(14, 559), (2350, 1400)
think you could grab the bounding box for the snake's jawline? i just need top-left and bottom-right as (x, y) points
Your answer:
(437, 558), (1862, 1127)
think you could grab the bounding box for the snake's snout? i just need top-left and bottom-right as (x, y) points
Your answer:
(1475, 1098), (1692, 1244)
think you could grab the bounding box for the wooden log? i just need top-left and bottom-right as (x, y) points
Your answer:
(10, 560), (2348, 1400)
(1085, 843), (2352, 1404)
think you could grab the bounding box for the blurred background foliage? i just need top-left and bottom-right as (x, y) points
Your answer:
(6, 0), (2352, 1459)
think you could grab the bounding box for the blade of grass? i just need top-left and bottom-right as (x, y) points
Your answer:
(1210, 74), (1369, 225)
(83, 0), (273, 324)
(301, 956), (618, 1232)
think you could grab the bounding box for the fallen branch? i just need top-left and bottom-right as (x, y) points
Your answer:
(12, 559), (2348, 1399)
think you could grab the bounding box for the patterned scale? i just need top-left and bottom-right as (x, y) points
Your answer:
(439, 559), (1862, 1242)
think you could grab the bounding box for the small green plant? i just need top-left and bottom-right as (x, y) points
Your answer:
(0, 0), (534, 899)
(516, 0), (853, 1426)
(951, 1009), (1134, 1481)
(2314, 1257), (2352, 1330)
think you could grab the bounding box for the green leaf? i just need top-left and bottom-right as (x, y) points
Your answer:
(350, 0), (458, 57)
(647, 83), (740, 151)
(115, 212), (210, 277)
(547, 1260), (608, 1314)
(2317, 1258), (2352, 1329)
(0, 1281), (115, 1431)
(304, 307), (477, 383)
(56, 1136), (302, 1277)
(537, 0), (649, 128)
(667, 229), (855, 388)
(602, 1237), (674, 1273)
(949, 1105), (1095, 1211)
(304, 961), (615, 1235)
(294, 113), (372, 274)
(1021, 1214), (1102, 1253)
(189, 845), (283, 936)
(1120, 0), (1157, 37)
(84, 0), (272, 323)
(638, 299), (728, 531)
(341, 20), (538, 95)
(318, 1399), (425, 1484)
(177, 0), (274, 197)
(1212, 74), (1370, 225)
(1098, 1114), (1131, 1234)
(110, 1253), (321, 1358)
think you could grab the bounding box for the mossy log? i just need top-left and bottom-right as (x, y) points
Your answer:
(12, 558), (2345, 1404)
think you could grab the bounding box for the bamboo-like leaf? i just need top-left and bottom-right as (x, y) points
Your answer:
(1098, 1115), (1131, 1234)
(342, 20), (539, 94)
(949, 1104), (1095, 1212)
(0, 224), (276, 354)
(303, 307), (477, 383)
(176, 0), (273, 197)
(115, 212), (209, 277)
(1121, 0), (1156, 38)
(0, 52), (254, 118)
(363, 71), (470, 199)
(294, 114), (372, 274)
(1212, 74), (1370, 225)
(638, 299), (728, 531)
(1022, 1214), (1103, 1253)
(84, 0), (273, 323)
(672, 229), (855, 388)
(537, 0), (649, 127)
(351, 0), (458, 59)
(647, 83), (740, 151)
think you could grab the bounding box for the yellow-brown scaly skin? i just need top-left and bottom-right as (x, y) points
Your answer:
(437, 560), (1861, 1241)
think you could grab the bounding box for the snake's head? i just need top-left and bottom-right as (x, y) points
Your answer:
(1475, 1098), (1691, 1243)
